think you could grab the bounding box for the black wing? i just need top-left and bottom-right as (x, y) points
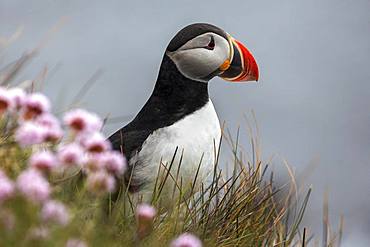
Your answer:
(109, 118), (155, 192)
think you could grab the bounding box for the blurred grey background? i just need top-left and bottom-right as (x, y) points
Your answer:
(1, 0), (369, 245)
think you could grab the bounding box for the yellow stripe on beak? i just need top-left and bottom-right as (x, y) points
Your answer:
(219, 34), (235, 72)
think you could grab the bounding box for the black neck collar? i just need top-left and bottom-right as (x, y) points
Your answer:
(125, 55), (210, 132)
(153, 54), (209, 107)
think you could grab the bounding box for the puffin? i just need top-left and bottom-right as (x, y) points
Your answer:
(109, 23), (259, 196)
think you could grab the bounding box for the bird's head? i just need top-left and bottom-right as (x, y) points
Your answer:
(165, 23), (259, 83)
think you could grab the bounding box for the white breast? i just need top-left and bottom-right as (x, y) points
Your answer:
(131, 100), (221, 195)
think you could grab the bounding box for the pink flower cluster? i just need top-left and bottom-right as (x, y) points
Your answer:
(0, 87), (52, 122)
(0, 86), (128, 236)
(0, 85), (131, 247)
(61, 108), (127, 195)
(64, 109), (102, 134)
(29, 151), (58, 173)
(16, 169), (51, 203)
(0, 168), (70, 228)
(0, 86), (127, 195)
(4, 88), (65, 147)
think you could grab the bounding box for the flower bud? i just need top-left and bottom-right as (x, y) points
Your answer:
(136, 203), (156, 239)
(171, 233), (203, 247)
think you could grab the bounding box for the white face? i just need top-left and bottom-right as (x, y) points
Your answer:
(166, 32), (230, 82)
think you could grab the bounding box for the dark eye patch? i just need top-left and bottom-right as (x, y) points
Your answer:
(204, 36), (215, 50)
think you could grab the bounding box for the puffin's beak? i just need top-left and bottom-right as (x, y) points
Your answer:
(219, 37), (259, 82)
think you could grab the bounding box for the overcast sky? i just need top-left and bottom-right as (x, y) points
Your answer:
(1, 0), (370, 245)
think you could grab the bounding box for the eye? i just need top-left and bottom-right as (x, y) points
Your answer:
(204, 36), (215, 50)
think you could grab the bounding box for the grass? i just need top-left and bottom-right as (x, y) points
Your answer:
(0, 45), (344, 247)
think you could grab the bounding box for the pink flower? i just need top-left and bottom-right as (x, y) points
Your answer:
(171, 233), (203, 247)
(0, 87), (12, 114)
(35, 114), (64, 142)
(136, 203), (156, 222)
(63, 109), (102, 133)
(23, 93), (51, 120)
(66, 239), (88, 247)
(57, 143), (85, 167)
(86, 171), (115, 194)
(36, 113), (58, 127)
(16, 169), (50, 203)
(80, 132), (111, 153)
(15, 122), (45, 147)
(8, 87), (26, 110)
(44, 125), (63, 143)
(0, 172), (15, 203)
(41, 200), (69, 226)
(29, 150), (58, 172)
(100, 151), (127, 176)
(136, 203), (156, 238)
